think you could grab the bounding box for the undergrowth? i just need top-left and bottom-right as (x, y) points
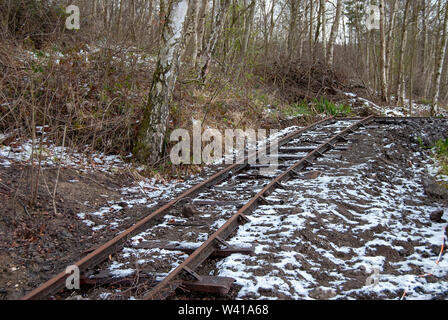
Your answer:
(0, 2), (358, 179)
(285, 98), (352, 117)
(434, 138), (448, 176)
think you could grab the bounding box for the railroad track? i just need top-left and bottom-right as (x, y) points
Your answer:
(21, 116), (446, 300)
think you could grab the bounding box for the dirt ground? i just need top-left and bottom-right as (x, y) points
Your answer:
(0, 146), (221, 300)
(0, 164), (134, 299)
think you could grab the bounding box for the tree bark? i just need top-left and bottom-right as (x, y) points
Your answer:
(198, 0), (231, 82)
(420, 0), (428, 94)
(287, 0), (299, 59)
(396, 0), (410, 107)
(130, 0), (137, 42)
(327, 0), (342, 66)
(386, 0), (398, 99)
(189, 0), (200, 67)
(242, 0), (256, 56)
(432, 2), (448, 115)
(196, 0), (209, 63)
(115, 0), (124, 37)
(379, 0), (388, 103)
(134, 0), (190, 163)
(309, 0), (314, 61)
(320, 0), (326, 57)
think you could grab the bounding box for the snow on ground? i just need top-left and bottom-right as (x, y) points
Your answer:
(2, 120), (447, 300)
(213, 124), (448, 300)
(20, 44), (156, 68)
(85, 120), (447, 300)
(0, 126), (130, 172)
(0, 130), (210, 233)
(344, 92), (448, 117)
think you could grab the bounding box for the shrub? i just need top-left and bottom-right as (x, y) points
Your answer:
(435, 138), (448, 157)
(0, 0), (67, 46)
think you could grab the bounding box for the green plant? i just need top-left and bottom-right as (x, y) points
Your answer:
(432, 138), (448, 176)
(313, 98), (352, 117)
(435, 138), (448, 157)
(289, 100), (311, 116)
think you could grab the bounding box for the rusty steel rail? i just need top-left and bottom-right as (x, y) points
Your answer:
(143, 115), (375, 300)
(22, 117), (335, 300)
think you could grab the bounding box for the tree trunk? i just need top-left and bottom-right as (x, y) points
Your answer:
(432, 2), (448, 115)
(198, 0), (231, 82)
(396, 0), (410, 107)
(242, 0), (256, 56)
(386, 0), (398, 99)
(115, 0), (124, 37)
(287, 0), (299, 59)
(420, 0), (428, 95)
(189, 0), (200, 67)
(309, 0), (314, 61)
(408, 1), (419, 115)
(130, 0), (137, 42)
(327, 0), (342, 66)
(379, 0), (388, 103)
(197, 0), (209, 61)
(320, 0), (326, 58)
(134, 0), (190, 163)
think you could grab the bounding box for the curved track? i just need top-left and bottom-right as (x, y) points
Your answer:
(23, 116), (445, 300)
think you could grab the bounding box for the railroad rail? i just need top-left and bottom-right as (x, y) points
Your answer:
(21, 116), (446, 300)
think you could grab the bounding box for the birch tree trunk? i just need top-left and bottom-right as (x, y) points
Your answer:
(396, 0), (410, 107)
(327, 0), (342, 66)
(242, 0), (256, 56)
(408, 1), (419, 115)
(432, 2), (448, 115)
(379, 0), (388, 102)
(189, 0), (200, 67)
(115, 0), (124, 37)
(320, 0), (326, 57)
(420, 0), (428, 92)
(198, 0), (231, 82)
(309, 0), (314, 61)
(130, 0), (137, 42)
(197, 0), (209, 59)
(386, 0), (398, 98)
(287, 0), (299, 59)
(92, 0), (97, 19)
(134, 0), (190, 163)
(298, 3), (305, 58)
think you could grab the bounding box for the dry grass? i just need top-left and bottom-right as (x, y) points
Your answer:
(0, 40), (153, 156)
